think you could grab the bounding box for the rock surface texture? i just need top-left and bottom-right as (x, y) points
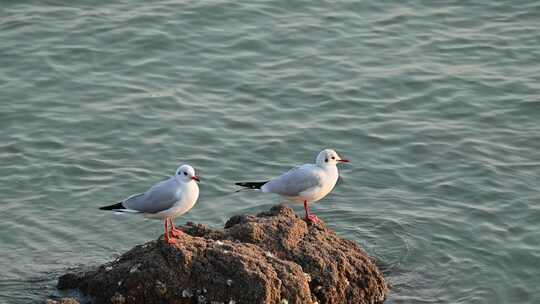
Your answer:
(46, 298), (80, 304)
(58, 205), (388, 304)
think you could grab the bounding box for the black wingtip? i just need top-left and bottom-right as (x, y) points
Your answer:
(99, 202), (124, 211)
(235, 181), (268, 190)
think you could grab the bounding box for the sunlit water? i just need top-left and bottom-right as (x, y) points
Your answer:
(1, 1), (540, 303)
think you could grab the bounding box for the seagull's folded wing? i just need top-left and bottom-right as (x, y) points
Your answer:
(123, 178), (179, 214)
(264, 164), (323, 197)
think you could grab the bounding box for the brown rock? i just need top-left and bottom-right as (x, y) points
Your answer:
(58, 205), (388, 304)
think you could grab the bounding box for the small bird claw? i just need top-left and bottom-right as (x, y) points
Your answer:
(304, 214), (319, 224)
(165, 237), (177, 245)
(171, 228), (184, 238)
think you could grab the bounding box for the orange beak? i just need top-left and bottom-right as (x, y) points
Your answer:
(192, 176), (200, 182)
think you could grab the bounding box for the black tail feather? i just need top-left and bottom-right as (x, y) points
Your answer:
(235, 181), (268, 190)
(99, 202), (125, 211)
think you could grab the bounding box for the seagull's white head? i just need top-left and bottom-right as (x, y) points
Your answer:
(174, 164), (200, 183)
(316, 149), (350, 167)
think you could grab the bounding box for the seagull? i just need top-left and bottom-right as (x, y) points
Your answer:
(100, 164), (200, 245)
(235, 149), (349, 224)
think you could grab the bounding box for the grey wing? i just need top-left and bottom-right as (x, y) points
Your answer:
(264, 164), (323, 197)
(123, 178), (179, 213)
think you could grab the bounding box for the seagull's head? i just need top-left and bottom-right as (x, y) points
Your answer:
(316, 149), (350, 167)
(175, 164), (200, 183)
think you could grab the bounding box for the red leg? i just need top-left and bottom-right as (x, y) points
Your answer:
(169, 218), (184, 237)
(303, 201), (319, 224)
(164, 218), (176, 245)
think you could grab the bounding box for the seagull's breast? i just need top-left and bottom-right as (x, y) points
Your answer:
(171, 182), (199, 218)
(300, 166), (339, 202)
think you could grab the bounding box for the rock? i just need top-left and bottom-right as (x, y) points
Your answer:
(57, 205), (388, 304)
(46, 298), (80, 304)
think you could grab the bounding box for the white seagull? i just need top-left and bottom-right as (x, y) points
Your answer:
(100, 164), (200, 245)
(235, 149), (349, 224)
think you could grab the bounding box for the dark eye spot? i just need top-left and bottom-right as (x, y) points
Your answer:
(325, 158), (328, 162)
(331, 156), (335, 160)
(183, 172), (188, 176)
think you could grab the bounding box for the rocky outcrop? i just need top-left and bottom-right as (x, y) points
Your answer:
(46, 298), (80, 304)
(58, 205), (388, 304)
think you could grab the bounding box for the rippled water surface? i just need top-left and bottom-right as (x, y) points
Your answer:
(2, 1), (540, 303)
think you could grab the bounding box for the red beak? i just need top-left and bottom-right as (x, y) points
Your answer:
(192, 176), (200, 182)
(338, 159), (350, 163)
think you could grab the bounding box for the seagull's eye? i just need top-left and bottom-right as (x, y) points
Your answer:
(325, 158), (328, 162)
(183, 172), (188, 176)
(331, 156), (335, 160)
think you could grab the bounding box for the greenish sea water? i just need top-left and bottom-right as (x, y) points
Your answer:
(1, 1), (540, 303)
